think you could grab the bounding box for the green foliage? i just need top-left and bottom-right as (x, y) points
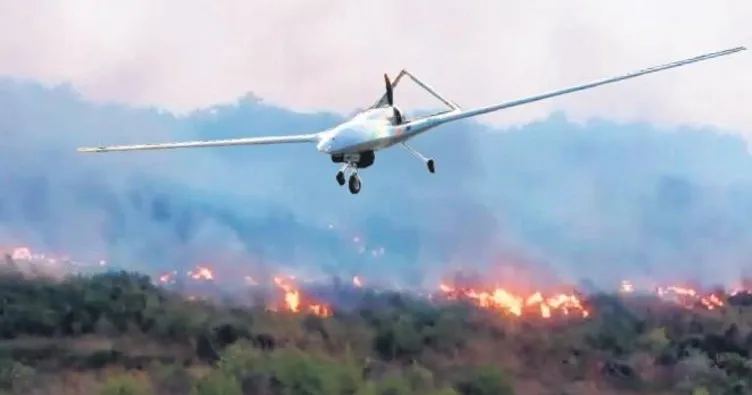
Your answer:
(426, 389), (459, 395)
(218, 344), (364, 395)
(373, 375), (412, 395)
(191, 371), (242, 395)
(3, 270), (752, 394)
(404, 363), (435, 392)
(0, 360), (34, 392)
(149, 361), (193, 394)
(453, 365), (514, 395)
(98, 372), (154, 395)
(637, 327), (669, 353)
(374, 313), (424, 360)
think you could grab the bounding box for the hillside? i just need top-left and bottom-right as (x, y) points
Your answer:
(1, 260), (752, 395)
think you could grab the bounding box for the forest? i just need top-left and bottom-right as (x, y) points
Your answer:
(1, 257), (752, 395)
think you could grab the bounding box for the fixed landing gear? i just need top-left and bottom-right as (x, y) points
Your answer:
(402, 143), (435, 174)
(331, 151), (374, 194)
(348, 174), (361, 194)
(335, 163), (362, 194)
(336, 170), (346, 186)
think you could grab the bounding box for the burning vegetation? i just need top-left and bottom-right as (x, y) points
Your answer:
(149, 262), (752, 322)
(4, 246), (752, 394)
(5, 242), (752, 320)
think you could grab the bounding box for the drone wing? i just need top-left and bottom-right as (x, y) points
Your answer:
(435, 46), (746, 125)
(77, 133), (320, 153)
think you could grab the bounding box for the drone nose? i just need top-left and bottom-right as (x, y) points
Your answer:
(316, 137), (333, 153)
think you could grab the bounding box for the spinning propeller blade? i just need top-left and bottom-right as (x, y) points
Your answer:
(383, 73), (403, 124)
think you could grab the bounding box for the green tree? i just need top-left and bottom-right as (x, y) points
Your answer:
(266, 348), (362, 395)
(216, 342), (258, 371)
(373, 314), (423, 361)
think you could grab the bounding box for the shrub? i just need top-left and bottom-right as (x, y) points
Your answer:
(453, 365), (514, 395)
(191, 371), (242, 395)
(98, 371), (154, 395)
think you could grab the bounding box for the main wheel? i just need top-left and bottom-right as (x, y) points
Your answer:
(336, 171), (346, 186)
(427, 159), (435, 173)
(348, 174), (361, 194)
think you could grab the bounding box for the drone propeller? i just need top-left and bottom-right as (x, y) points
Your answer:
(383, 73), (403, 125)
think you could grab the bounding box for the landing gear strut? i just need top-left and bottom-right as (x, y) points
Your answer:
(332, 151), (374, 194)
(402, 143), (435, 174)
(335, 163), (362, 194)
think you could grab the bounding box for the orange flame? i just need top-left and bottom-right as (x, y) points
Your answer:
(10, 243), (752, 320)
(438, 283), (589, 319)
(188, 266), (214, 281)
(273, 276), (331, 317)
(655, 284), (725, 310)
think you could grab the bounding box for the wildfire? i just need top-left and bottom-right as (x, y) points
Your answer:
(272, 276), (332, 317)
(188, 266), (214, 281)
(619, 281), (730, 311)
(159, 271), (178, 284)
(8, 244), (752, 321)
(119, 262), (752, 320)
(438, 283), (589, 319)
(655, 285), (725, 310)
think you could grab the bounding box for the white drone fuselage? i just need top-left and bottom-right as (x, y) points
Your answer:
(78, 46), (747, 195)
(315, 106), (441, 155)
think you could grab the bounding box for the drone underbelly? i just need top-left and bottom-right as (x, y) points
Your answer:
(336, 138), (386, 153)
(333, 133), (399, 153)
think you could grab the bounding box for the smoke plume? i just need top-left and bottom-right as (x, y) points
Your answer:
(1, 79), (751, 288)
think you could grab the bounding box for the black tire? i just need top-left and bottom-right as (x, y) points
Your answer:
(336, 171), (346, 186)
(427, 159), (435, 173)
(348, 175), (361, 194)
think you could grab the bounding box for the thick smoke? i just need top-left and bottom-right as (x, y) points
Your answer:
(1, 79), (751, 288)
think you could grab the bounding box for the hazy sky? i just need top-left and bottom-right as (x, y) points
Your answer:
(0, 1), (750, 132)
